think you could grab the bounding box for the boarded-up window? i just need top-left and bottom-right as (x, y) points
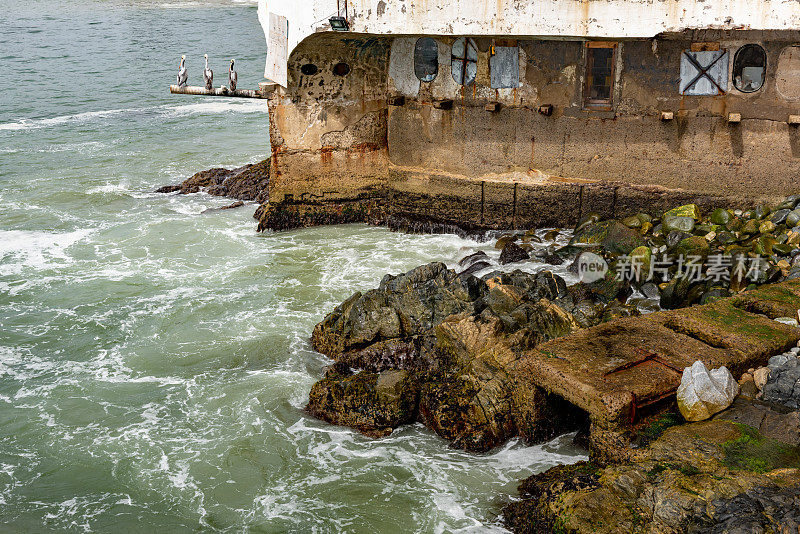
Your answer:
(777, 46), (800, 100)
(414, 37), (439, 83)
(733, 44), (766, 93)
(584, 42), (617, 109)
(680, 50), (729, 95)
(451, 37), (478, 86)
(490, 46), (519, 89)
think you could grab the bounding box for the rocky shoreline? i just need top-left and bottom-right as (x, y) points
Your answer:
(163, 160), (800, 531)
(305, 195), (800, 532)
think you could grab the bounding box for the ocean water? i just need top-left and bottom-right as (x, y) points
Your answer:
(0, 1), (586, 532)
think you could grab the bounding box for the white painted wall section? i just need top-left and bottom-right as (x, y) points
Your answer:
(262, 0), (800, 62)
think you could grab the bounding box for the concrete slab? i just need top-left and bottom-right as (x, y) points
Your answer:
(512, 280), (800, 429)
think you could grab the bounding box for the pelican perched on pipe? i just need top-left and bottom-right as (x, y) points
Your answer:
(177, 55), (188, 88)
(228, 59), (238, 93)
(203, 54), (213, 90)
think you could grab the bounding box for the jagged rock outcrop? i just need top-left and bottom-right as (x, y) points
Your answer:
(312, 262), (486, 358)
(307, 263), (593, 451)
(156, 158), (270, 202)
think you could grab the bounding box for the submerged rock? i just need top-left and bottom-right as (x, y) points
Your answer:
(570, 220), (645, 255)
(499, 241), (530, 265)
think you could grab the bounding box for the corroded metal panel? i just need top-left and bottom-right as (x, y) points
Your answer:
(680, 50), (729, 95)
(490, 46), (519, 89)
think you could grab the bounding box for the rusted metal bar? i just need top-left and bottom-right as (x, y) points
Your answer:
(169, 85), (268, 99)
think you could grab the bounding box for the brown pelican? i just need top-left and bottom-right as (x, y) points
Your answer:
(177, 55), (188, 88)
(203, 54), (213, 90)
(228, 59), (238, 93)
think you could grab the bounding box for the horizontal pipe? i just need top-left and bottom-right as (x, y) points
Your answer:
(169, 85), (267, 99)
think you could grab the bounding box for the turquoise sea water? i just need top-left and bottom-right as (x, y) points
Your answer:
(0, 1), (585, 531)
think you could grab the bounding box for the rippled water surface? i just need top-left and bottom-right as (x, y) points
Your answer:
(0, 1), (586, 531)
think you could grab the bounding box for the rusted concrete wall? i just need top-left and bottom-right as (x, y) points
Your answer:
(267, 35), (391, 208)
(262, 31), (800, 232)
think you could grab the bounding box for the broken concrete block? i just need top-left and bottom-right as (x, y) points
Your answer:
(677, 361), (739, 421)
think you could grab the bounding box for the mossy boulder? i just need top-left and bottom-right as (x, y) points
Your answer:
(660, 276), (692, 310)
(662, 214), (696, 233)
(629, 245), (652, 281)
(710, 208), (733, 226)
(665, 203), (702, 220)
(673, 235), (711, 260)
(759, 220), (777, 234)
(570, 220), (645, 255)
(741, 219), (761, 235)
(786, 209), (800, 228)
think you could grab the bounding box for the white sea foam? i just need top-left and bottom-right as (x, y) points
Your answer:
(161, 100), (266, 117)
(0, 229), (94, 274)
(85, 181), (131, 195)
(0, 100), (265, 132)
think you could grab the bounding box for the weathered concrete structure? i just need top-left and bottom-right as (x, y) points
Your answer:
(257, 0), (800, 232)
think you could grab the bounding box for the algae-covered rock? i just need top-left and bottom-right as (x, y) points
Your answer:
(419, 312), (581, 452)
(710, 208), (732, 225)
(665, 203), (702, 220)
(307, 367), (419, 437)
(660, 276), (691, 310)
(673, 235), (710, 260)
(622, 215), (642, 228)
(569, 220), (645, 255)
(754, 204), (772, 219)
(772, 208), (791, 225)
(503, 418), (800, 534)
(662, 214), (696, 233)
(495, 234), (518, 250)
(786, 209), (800, 228)
(742, 219), (761, 235)
(677, 361), (739, 421)
(629, 245), (652, 282)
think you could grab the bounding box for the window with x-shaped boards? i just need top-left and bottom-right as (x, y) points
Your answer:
(680, 46), (730, 95)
